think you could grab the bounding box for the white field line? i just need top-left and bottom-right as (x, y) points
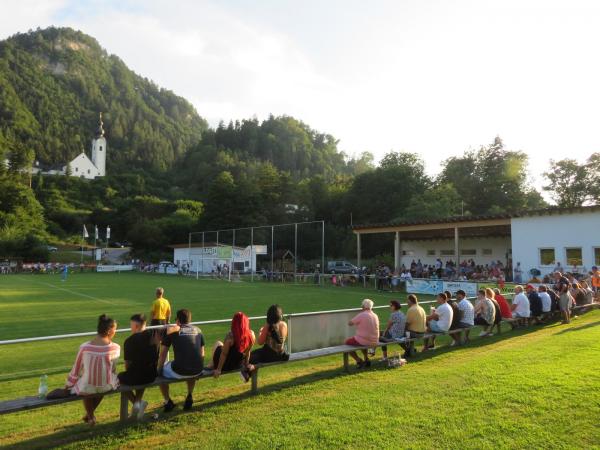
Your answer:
(15, 277), (118, 306)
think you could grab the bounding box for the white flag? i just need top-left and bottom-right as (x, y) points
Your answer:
(83, 225), (89, 238)
(106, 226), (111, 239)
(94, 226), (99, 240)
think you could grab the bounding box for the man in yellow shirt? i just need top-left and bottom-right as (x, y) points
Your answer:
(151, 287), (171, 326)
(401, 294), (426, 358)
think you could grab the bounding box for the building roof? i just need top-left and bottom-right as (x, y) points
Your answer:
(352, 205), (600, 235)
(169, 242), (246, 250)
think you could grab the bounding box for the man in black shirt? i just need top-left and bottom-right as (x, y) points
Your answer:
(526, 285), (543, 323)
(118, 313), (159, 420)
(158, 309), (205, 412)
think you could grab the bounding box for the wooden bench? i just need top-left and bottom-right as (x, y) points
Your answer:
(2, 302), (598, 423)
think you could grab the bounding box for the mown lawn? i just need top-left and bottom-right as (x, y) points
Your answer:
(0, 274), (599, 449)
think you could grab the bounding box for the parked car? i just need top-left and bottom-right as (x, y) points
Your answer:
(327, 260), (358, 274)
(46, 245), (58, 252)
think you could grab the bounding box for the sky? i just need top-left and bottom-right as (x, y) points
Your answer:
(1, 0), (600, 183)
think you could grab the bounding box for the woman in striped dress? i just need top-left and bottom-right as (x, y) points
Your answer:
(65, 314), (120, 425)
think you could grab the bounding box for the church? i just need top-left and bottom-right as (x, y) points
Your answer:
(33, 113), (107, 180)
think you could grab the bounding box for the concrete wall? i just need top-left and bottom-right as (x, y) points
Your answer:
(398, 236), (511, 268)
(511, 211), (600, 276)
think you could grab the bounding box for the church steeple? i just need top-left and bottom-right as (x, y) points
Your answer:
(95, 112), (105, 138)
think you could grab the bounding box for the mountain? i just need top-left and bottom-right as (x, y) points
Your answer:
(0, 27), (208, 171)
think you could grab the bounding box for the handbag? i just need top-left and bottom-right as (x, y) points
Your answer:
(46, 388), (73, 400)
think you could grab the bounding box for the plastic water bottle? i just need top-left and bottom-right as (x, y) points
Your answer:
(38, 374), (48, 399)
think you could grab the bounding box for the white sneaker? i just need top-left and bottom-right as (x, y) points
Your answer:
(450, 341), (457, 347)
(137, 400), (148, 420)
(478, 331), (488, 337)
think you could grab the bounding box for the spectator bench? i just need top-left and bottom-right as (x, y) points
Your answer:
(1, 302), (598, 424)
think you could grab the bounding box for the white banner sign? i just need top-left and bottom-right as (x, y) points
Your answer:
(405, 279), (444, 295)
(96, 264), (133, 272)
(442, 281), (478, 297)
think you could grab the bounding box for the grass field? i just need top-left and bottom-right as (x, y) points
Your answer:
(0, 273), (599, 449)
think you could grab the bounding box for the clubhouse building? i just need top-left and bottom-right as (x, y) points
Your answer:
(352, 206), (600, 276)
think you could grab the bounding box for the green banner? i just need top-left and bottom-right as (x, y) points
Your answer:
(217, 246), (233, 259)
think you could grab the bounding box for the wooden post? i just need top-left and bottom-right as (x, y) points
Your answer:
(343, 352), (350, 373)
(251, 369), (259, 393)
(119, 392), (128, 422)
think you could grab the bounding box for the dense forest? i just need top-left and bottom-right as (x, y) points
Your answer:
(0, 27), (599, 262)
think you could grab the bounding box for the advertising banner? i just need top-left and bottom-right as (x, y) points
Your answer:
(477, 281), (516, 295)
(406, 279), (444, 295)
(442, 281), (478, 297)
(97, 264), (134, 272)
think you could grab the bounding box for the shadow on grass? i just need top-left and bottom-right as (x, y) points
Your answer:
(5, 314), (598, 450)
(556, 320), (600, 334)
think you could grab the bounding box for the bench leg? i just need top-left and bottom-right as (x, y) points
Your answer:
(251, 368), (259, 394)
(343, 352), (350, 373)
(119, 392), (129, 423)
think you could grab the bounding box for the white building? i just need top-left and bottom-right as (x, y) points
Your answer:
(353, 206), (600, 277)
(171, 243), (265, 274)
(33, 113), (107, 180)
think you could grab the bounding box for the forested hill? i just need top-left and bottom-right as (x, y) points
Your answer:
(0, 27), (208, 170)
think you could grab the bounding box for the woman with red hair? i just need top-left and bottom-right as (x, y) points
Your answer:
(209, 312), (256, 380)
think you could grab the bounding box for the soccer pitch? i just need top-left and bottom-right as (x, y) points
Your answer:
(1, 273), (599, 449)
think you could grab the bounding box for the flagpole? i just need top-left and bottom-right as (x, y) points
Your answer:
(80, 226), (84, 264)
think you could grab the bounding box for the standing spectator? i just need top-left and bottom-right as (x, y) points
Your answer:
(456, 290), (474, 343)
(379, 300), (406, 360)
(65, 315), (120, 426)
(402, 294), (426, 358)
(511, 285), (531, 325)
(159, 309), (205, 412)
(423, 293), (453, 351)
(493, 288), (512, 319)
(591, 266), (600, 296)
(554, 272), (572, 324)
(118, 313), (159, 420)
(345, 299), (380, 368)
(474, 289), (495, 336)
(151, 287), (171, 326)
(513, 262), (523, 284)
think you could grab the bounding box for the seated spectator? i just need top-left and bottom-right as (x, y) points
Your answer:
(445, 292), (462, 346)
(456, 290), (474, 342)
(579, 281), (594, 305)
(486, 288), (503, 334)
(210, 312), (256, 381)
(401, 294), (426, 358)
(538, 285), (552, 314)
(250, 305), (289, 364)
(118, 313), (159, 420)
(423, 293), (453, 351)
(493, 288), (512, 319)
(571, 283), (587, 306)
(473, 289), (495, 336)
(379, 300), (406, 360)
(159, 309), (205, 412)
(65, 314), (120, 426)
(511, 285), (531, 324)
(346, 299), (380, 368)
(526, 285), (543, 322)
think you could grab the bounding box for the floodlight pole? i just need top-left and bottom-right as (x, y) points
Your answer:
(294, 222), (298, 284)
(250, 227), (254, 282)
(271, 226), (274, 280)
(321, 220), (325, 287)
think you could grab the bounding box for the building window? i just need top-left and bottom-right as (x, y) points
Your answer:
(460, 249), (476, 256)
(440, 249), (455, 256)
(75, 167), (78, 172)
(565, 248), (582, 266)
(426, 250), (436, 256)
(87, 169), (90, 174)
(595, 248), (600, 266)
(99, 146), (103, 151)
(539, 248), (555, 265)
(482, 249), (493, 255)
(402, 250), (415, 256)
